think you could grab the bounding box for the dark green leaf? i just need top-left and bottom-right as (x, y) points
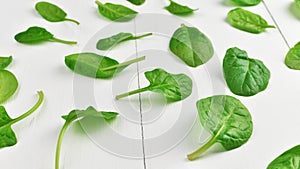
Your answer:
(0, 106), (17, 148)
(95, 0), (138, 22)
(223, 47), (270, 96)
(169, 24), (214, 67)
(0, 70), (18, 103)
(116, 68), (192, 101)
(0, 56), (12, 70)
(127, 0), (145, 6)
(227, 8), (275, 34)
(165, 0), (197, 15)
(285, 42), (300, 70)
(35, 1), (79, 25)
(65, 53), (145, 79)
(230, 0), (262, 6)
(187, 95), (253, 160)
(267, 145), (300, 169)
(14, 26), (77, 45)
(96, 32), (152, 50)
(0, 91), (44, 149)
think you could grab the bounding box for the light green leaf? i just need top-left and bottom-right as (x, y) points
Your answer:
(227, 8), (275, 34)
(285, 42), (300, 70)
(165, 0), (197, 15)
(169, 24), (214, 67)
(127, 0), (145, 6)
(0, 70), (18, 103)
(267, 145), (300, 169)
(230, 0), (262, 6)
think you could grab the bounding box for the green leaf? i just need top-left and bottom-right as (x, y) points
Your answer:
(285, 42), (300, 70)
(35, 1), (80, 25)
(267, 145), (300, 169)
(95, 0), (138, 22)
(96, 32), (152, 50)
(65, 53), (145, 79)
(223, 47), (271, 96)
(227, 8), (275, 34)
(0, 91), (44, 149)
(14, 26), (77, 45)
(296, 0), (300, 8)
(165, 0), (197, 15)
(127, 0), (145, 6)
(187, 95), (253, 160)
(169, 24), (214, 67)
(116, 68), (193, 101)
(0, 70), (18, 103)
(0, 56), (12, 70)
(230, 0), (262, 6)
(56, 107), (118, 169)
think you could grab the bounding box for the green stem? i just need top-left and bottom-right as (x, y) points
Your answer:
(187, 136), (216, 161)
(100, 56), (146, 71)
(11, 91), (44, 125)
(55, 121), (72, 169)
(265, 25), (276, 28)
(95, 0), (103, 6)
(64, 18), (80, 25)
(115, 86), (150, 100)
(131, 33), (153, 40)
(51, 37), (77, 45)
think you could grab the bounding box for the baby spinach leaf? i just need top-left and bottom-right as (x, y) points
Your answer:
(96, 32), (152, 50)
(65, 53), (145, 79)
(165, 0), (198, 15)
(95, 0), (138, 22)
(227, 8), (275, 34)
(116, 68), (192, 101)
(0, 56), (12, 70)
(223, 47), (270, 96)
(55, 106), (118, 169)
(127, 0), (145, 6)
(35, 1), (80, 25)
(0, 91), (44, 148)
(285, 42), (300, 70)
(169, 24), (214, 67)
(296, 0), (300, 8)
(187, 95), (253, 160)
(15, 26), (77, 45)
(0, 70), (18, 103)
(267, 145), (300, 169)
(230, 0), (262, 6)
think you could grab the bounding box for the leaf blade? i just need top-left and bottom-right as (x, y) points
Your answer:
(165, 0), (197, 15)
(0, 70), (18, 103)
(0, 56), (12, 70)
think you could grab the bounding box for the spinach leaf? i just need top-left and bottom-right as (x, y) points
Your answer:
(0, 56), (12, 70)
(169, 24), (214, 67)
(15, 26), (77, 45)
(0, 70), (18, 103)
(35, 1), (80, 25)
(0, 91), (44, 148)
(267, 145), (300, 169)
(127, 0), (145, 6)
(165, 0), (197, 15)
(230, 0), (262, 6)
(285, 42), (300, 70)
(187, 95), (253, 160)
(97, 32), (152, 50)
(227, 8), (275, 34)
(95, 0), (138, 22)
(116, 68), (192, 101)
(55, 106), (118, 169)
(223, 47), (270, 96)
(65, 53), (145, 79)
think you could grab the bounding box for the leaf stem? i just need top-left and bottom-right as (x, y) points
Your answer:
(187, 136), (216, 161)
(55, 121), (72, 169)
(64, 18), (80, 25)
(51, 37), (77, 45)
(100, 56), (146, 71)
(115, 86), (150, 100)
(11, 91), (44, 125)
(265, 25), (276, 28)
(131, 33), (153, 40)
(95, 0), (103, 6)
